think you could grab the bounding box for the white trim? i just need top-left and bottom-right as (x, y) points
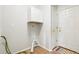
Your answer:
(28, 20), (43, 24)
(58, 43), (79, 53)
(14, 45), (39, 54)
(14, 47), (31, 54)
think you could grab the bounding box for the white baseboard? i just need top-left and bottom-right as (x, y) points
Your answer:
(14, 47), (31, 54)
(58, 43), (79, 53)
(14, 44), (39, 54)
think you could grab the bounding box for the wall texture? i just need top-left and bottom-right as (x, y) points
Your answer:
(0, 6), (6, 54)
(1, 6), (32, 53)
(0, 6), (2, 34)
(38, 6), (52, 51)
(58, 6), (79, 52)
(0, 5), (53, 53)
(51, 6), (58, 49)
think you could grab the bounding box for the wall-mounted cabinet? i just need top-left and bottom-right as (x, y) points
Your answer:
(27, 5), (43, 23)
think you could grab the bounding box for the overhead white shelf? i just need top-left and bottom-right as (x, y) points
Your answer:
(28, 20), (43, 24)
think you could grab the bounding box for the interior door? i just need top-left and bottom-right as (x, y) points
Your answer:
(57, 6), (79, 52)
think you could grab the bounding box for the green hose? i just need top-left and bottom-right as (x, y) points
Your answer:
(0, 36), (11, 54)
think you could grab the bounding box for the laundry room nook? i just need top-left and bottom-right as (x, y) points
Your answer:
(0, 5), (79, 54)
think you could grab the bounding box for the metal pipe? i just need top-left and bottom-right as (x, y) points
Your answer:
(0, 35), (11, 54)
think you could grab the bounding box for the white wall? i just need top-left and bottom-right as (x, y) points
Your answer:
(27, 5), (52, 51)
(51, 6), (58, 49)
(28, 5), (52, 51)
(0, 5), (53, 53)
(58, 6), (79, 52)
(0, 6), (2, 34)
(1, 6), (31, 53)
(0, 6), (6, 54)
(38, 6), (52, 51)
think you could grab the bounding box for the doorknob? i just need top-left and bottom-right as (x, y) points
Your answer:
(57, 27), (61, 32)
(52, 27), (61, 32)
(56, 27), (61, 32)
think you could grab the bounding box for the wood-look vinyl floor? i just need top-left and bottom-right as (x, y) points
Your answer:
(17, 46), (78, 54)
